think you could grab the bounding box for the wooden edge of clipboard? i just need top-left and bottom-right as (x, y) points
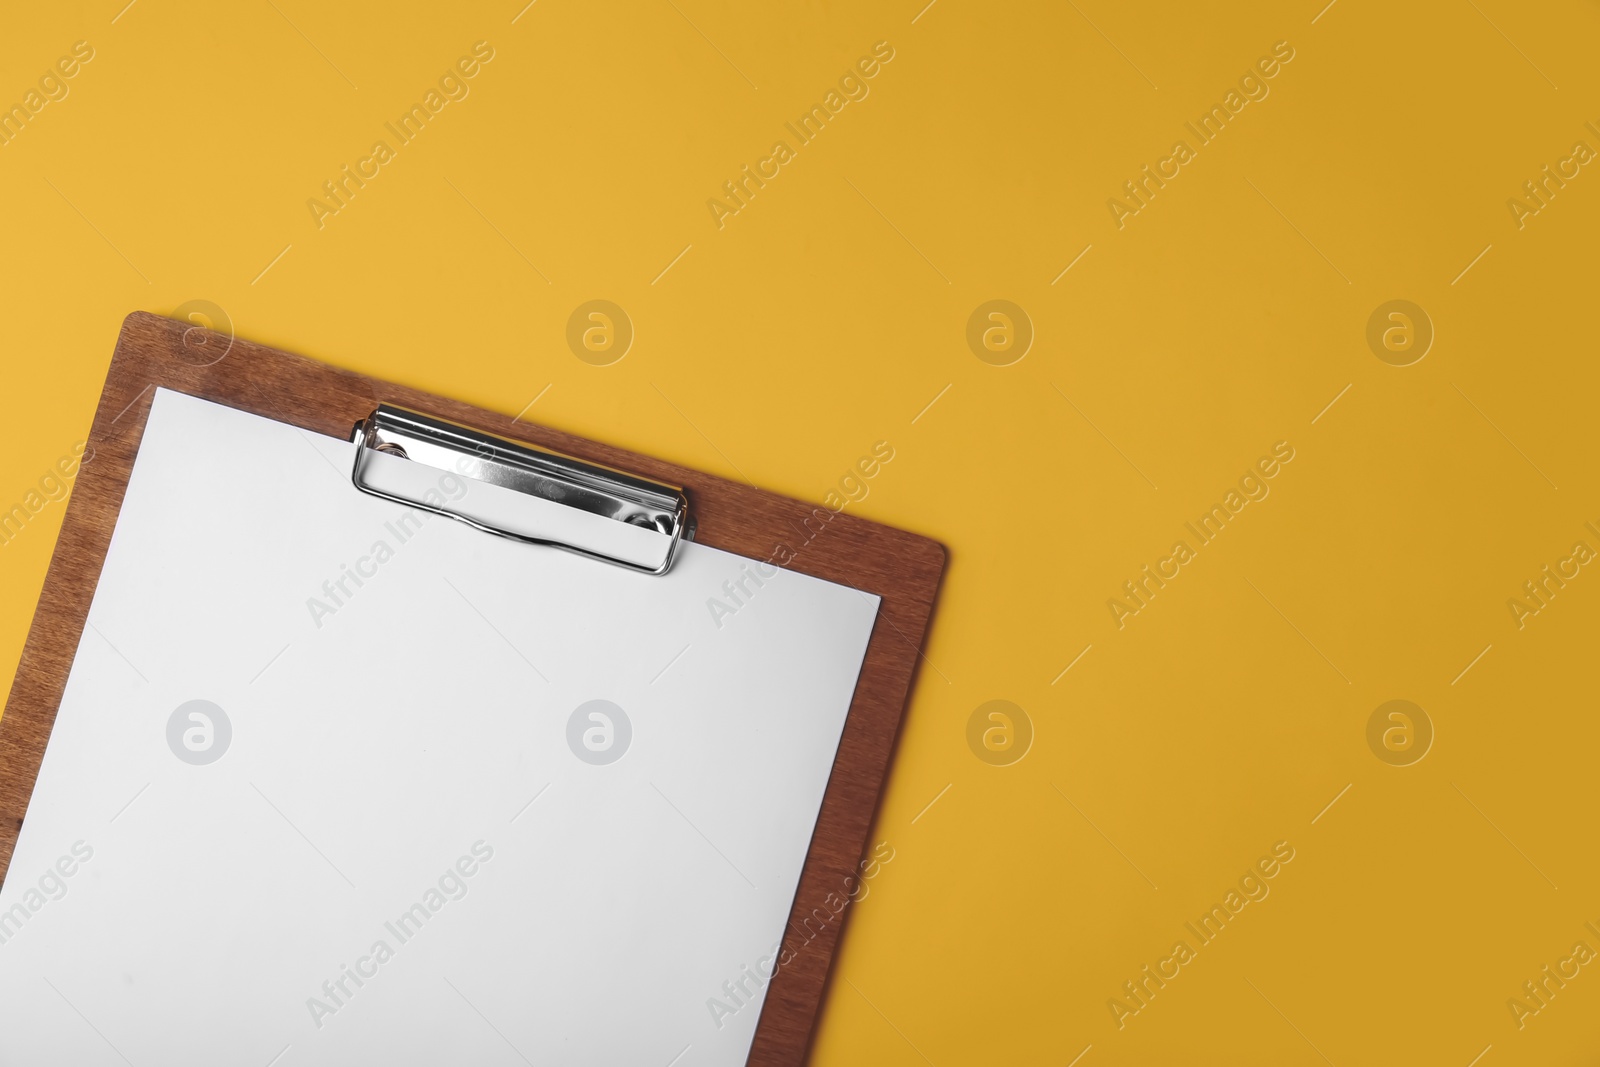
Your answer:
(0, 310), (946, 1066)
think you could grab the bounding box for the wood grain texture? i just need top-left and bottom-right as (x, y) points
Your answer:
(0, 311), (944, 1065)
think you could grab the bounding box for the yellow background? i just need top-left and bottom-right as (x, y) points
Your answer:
(2, 1), (1598, 1063)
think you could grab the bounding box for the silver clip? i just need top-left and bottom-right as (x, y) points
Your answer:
(350, 405), (690, 575)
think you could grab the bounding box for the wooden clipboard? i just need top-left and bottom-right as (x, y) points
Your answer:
(0, 310), (944, 1065)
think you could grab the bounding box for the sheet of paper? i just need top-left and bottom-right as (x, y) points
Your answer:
(0, 388), (880, 1066)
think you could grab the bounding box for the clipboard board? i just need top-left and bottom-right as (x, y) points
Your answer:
(0, 311), (944, 1065)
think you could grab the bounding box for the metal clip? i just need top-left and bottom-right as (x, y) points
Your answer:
(350, 405), (690, 574)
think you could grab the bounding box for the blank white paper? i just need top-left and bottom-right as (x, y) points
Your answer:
(0, 388), (880, 1067)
